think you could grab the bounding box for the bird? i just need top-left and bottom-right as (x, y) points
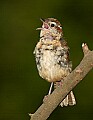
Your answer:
(33, 18), (76, 107)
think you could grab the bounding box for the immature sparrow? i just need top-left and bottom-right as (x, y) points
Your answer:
(34, 18), (76, 107)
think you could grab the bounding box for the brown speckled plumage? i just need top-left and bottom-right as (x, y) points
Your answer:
(34, 18), (76, 107)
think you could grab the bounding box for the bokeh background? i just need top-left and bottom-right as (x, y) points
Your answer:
(0, 0), (93, 120)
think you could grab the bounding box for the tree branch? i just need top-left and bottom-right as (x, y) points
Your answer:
(30, 43), (93, 120)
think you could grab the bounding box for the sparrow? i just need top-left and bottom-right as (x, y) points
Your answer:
(34, 18), (76, 107)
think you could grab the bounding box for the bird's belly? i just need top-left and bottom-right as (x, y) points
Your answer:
(39, 50), (69, 82)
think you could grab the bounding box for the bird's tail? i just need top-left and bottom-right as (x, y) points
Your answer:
(54, 81), (76, 107)
(60, 91), (76, 107)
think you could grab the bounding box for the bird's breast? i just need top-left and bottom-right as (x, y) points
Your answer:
(36, 46), (71, 82)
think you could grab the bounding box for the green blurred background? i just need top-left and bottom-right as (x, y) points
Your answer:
(0, 0), (93, 120)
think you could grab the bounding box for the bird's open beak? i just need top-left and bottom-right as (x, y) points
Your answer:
(36, 18), (44, 30)
(40, 18), (45, 23)
(36, 27), (43, 30)
(36, 18), (49, 30)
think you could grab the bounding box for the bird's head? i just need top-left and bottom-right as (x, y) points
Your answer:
(36, 18), (63, 40)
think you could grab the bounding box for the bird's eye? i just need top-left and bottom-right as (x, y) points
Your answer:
(51, 24), (55, 27)
(50, 22), (56, 27)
